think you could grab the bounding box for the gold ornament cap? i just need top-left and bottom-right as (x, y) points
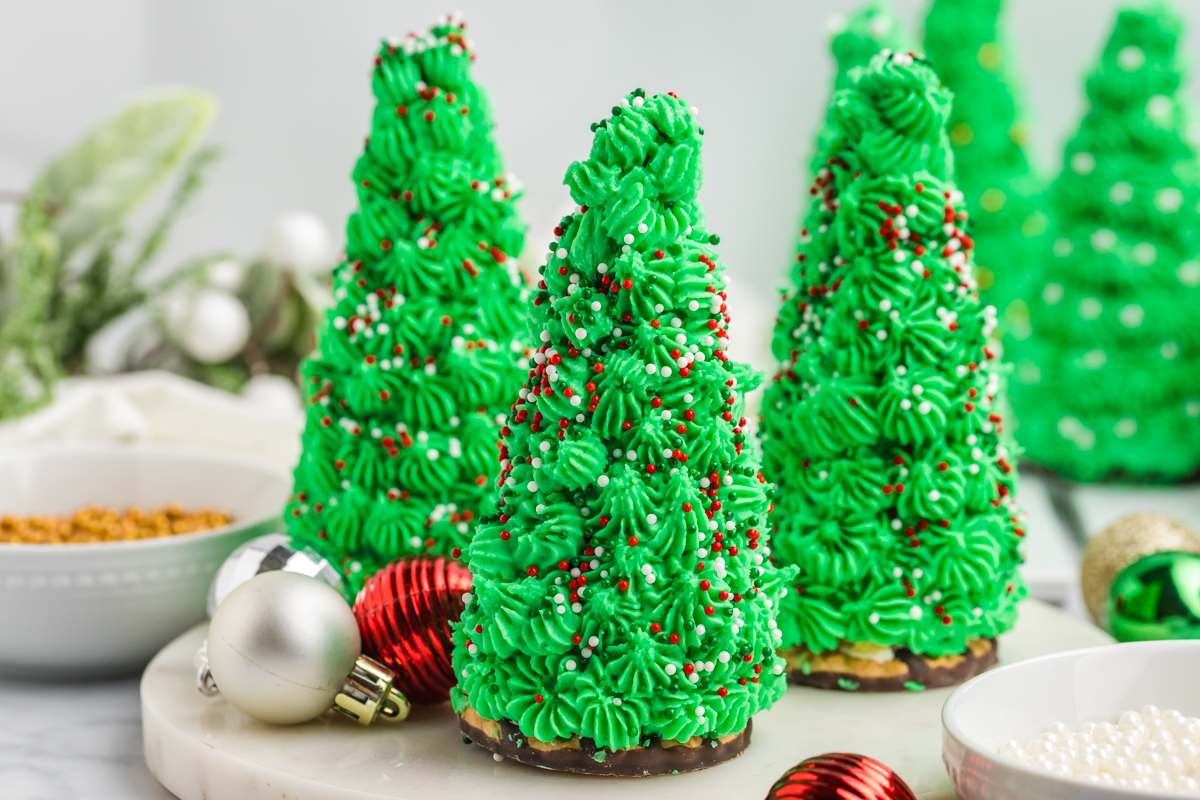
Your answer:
(333, 654), (410, 726)
(1081, 512), (1200, 628)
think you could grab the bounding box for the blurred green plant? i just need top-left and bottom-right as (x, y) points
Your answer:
(0, 89), (332, 420)
(0, 88), (217, 418)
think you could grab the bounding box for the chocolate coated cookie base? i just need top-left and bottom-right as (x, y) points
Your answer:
(458, 706), (751, 776)
(784, 637), (997, 692)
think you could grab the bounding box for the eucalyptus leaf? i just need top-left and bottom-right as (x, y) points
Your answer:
(25, 88), (216, 259)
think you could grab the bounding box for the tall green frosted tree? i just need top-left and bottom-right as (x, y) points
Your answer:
(452, 89), (792, 770)
(760, 51), (1024, 689)
(924, 0), (1043, 328)
(284, 16), (529, 593)
(1010, 2), (1200, 482)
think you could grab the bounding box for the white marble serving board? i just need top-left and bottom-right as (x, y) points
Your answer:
(142, 600), (1110, 800)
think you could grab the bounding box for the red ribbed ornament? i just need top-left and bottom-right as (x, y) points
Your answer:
(353, 555), (472, 705)
(767, 753), (916, 800)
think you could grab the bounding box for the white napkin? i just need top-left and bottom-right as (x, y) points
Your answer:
(0, 371), (305, 471)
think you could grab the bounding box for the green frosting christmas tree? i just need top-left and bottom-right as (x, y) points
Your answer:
(811, 3), (911, 181)
(924, 0), (1044, 327)
(760, 51), (1024, 679)
(1009, 2), (1200, 482)
(452, 89), (793, 764)
(284, 16), (529, 592)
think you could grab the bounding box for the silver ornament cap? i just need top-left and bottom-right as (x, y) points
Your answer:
(206, 571), (360, 724)
(208, 533), (343, 617)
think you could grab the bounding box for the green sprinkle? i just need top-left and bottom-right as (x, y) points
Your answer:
(801, 662), (813, 675)
(837, 678), (860, 691)
(592, 751), (607, 763)
(904, 681), (926, 692)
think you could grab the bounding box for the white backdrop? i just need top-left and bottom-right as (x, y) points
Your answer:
(2, 0), (1199, 366)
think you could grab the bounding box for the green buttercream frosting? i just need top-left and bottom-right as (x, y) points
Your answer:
(1008, 3), (1200, 483)
(284, 19), (529, 593)
(452, 89), (796, 752)
(830, 3), (911, 93)
(760, 51), (1025, 659)
(808, 3), (912, 211)
(924, 0), (1045, 329)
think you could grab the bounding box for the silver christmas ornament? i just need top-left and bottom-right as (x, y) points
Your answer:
(204, 571), (408, 725)
(174, 287), (251, 364)
(207, 532), (343, 617)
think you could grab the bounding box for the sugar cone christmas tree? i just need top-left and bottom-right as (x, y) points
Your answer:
(284, 16), (529, 593)
(452, 89), (793, 775)
(759, 50), (1024, 692)
(924, 0), (1044, 328)
(810, 3), (911, 181)
(1009, 2), (1200, 482)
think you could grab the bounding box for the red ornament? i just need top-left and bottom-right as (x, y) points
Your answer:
(353, 555), (472, 705)
(766, 753), (916, 800)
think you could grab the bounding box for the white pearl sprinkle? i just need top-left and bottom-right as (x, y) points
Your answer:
(1004, 707), (1200, 790)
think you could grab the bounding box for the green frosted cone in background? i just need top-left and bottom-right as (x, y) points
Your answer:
(284, 16), (529, 594)
(924, 0), (1045, 332)
(1007, 2), (1200, 483)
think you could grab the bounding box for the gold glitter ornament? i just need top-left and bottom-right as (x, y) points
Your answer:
(1080, 512), (1200, 628)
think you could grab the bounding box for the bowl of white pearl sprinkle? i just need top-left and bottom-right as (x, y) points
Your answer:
(942, 640), (1200, 799)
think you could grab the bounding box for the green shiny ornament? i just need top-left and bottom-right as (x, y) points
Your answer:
(1108, 551), (1200, 642)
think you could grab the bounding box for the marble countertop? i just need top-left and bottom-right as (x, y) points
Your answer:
(0, 469), (1161, 800)
(0, 675), (173, 800)
(2, 602), (1105, 800)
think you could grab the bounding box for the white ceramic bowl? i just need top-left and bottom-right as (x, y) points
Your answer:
(0, 445), (291, 678)
(943, 640), (1200, 800)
